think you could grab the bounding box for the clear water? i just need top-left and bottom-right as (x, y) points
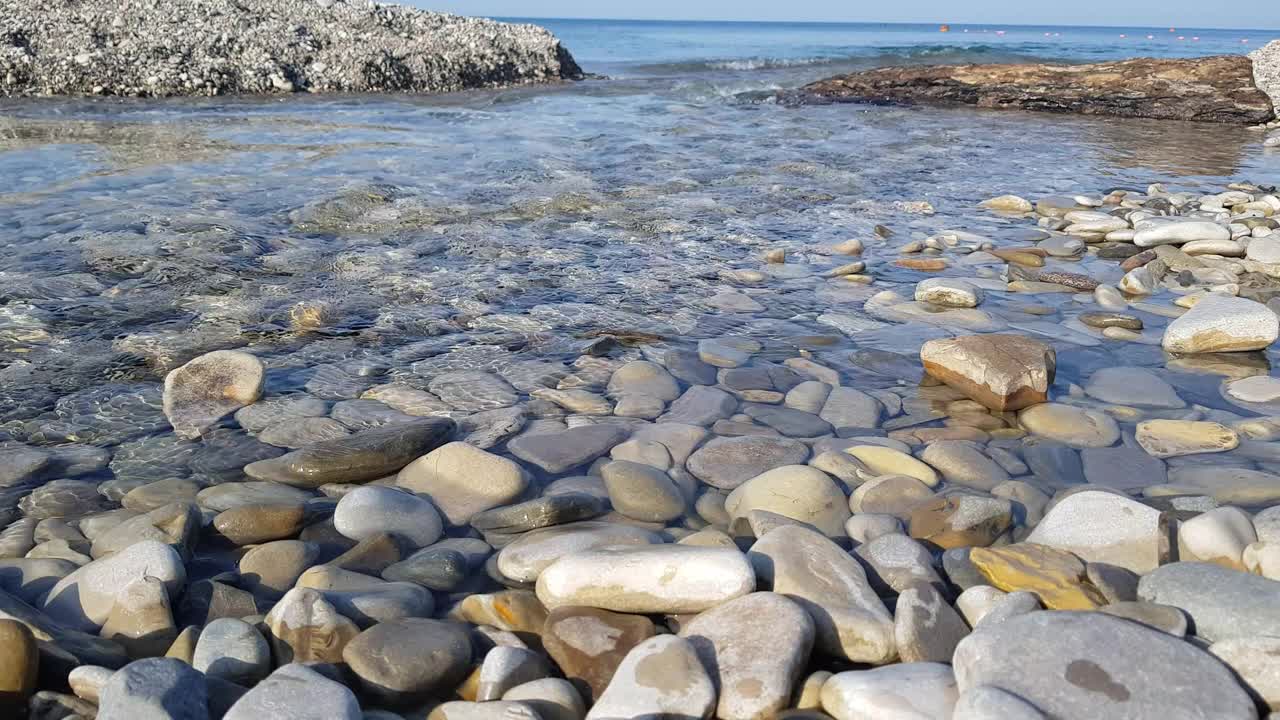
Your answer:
(0, 20), (1278, 472)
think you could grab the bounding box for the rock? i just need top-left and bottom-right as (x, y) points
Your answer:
(163, 350), (264, 439)
(1162, 294), (1279, 353)
(1018, 403), (1119, 448)
(679, 592), (814, 720)
(239, 539), (320, 599)
(509, 425), (630, 474)
(1210, 636), (1280, 711)
(1178, 506), (1256, 568)
(916, 278), (984, 308)
(686, 436), (809, 490)
(1098, 601), (1188, 636)
(449, 589), (547, 635)
(121, 478), (201, 513)
(196, 481), (314, 512)
(496, 521), (662, 583)
(98, 657), (209, 720)
(397, 442), (528, 525)
(819, 387), (883, 430)
(264, 587), (359, 665)
(343, 618), (472, 707)
(607, 361), (681, 402)
(1079, 312), (1142, 331)
(43, 540), (184, 632)
(699, 338), (752, 368)
(724, 465), (850, 537)
(953, 611), (1257, 720)
(855, 533), (945, 596)
(749, 526), (895, 664)
(894, 582), (969, 663)
(89, 501), (200, 561)
(223, 664), (361, 720)
(0, 619), (37, 714)
(295, 566), (432, 627)
(601, 461), (685, 523)
(741, 403), (833, 437)
(803, 55), (1275, 123)
(1083, 367), (1184, 408)
(213, 503), (306, 545)
(473, 493), (605, 535)
(430, 701), (541, 720)
(845, 446), (940, 486)
(100, 576), (177, 659)
(908, 495), (1013, 549)
(919, 441), (1009, 490)
(1136, 419), (1239, 458)
(1025, 491), (1164, 573)
(665, 349), (718, 386)
(1080, 446), (1166, 491)
(1134, 219), (1233, 247)
(585, 635), (715, 720)
(658, 385), (738, 427)
(0, 588), (129, 671)
(920, 335), (1055, 411)
(258, 417), (351, 448)
(969, 543), (1106, 610)
(849, 475), (934, 515)
(952, 685), (1045, 720)
(243, 418), (456, 488)
(477, 646), (551, 701)
(981, 195), (1033, 213)
(68, 664), (113, 704)
(536, 544), (754, 614)
(192, 618), (269, 685)
(334, 485), (443, 548)
(820, 663), (958, 720)
(1138, 562), (1280, 641)
(381, 546), (467, 590)
(503, 679), (585, 720)
(543, 606), (655, 703)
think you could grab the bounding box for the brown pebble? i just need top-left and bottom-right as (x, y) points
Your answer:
(1120, 249), (1157, 271)
(895, 258), (949, 271)
(990, 248), (1047, 267)
(1079, 312), (1143, 331)
(0, 620), (37, 713)
(213, 503), (307, 545)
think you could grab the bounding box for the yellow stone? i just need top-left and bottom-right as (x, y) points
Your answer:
(844, 445), (940, 487)
(448, 590), (548, 636)
(969, 543), (1106, 610)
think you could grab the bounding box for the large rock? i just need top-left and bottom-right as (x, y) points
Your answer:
(953, 611), (1258, 719)
(243, 418), (455, 488)
(724, 465), (850, 537)
(802, 55), (1275, 124)
(43, 540), (185, 632)
(1138, 562), (1280, 642)
(920, 335), (1055, 411)
(397, 442), (528, 525)
(536, 545), (754, 614)
(585, 635), (715, 720)
(1162, 295), (1279, 353)
(163, 350), (264, 439)
(679, 592), (814, 720)
(748, 525), (895, 664)
(97, 657), (209, 720)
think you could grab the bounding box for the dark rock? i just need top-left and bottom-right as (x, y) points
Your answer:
(243, 418), (455, 488)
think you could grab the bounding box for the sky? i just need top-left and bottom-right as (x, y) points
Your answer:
(421, 1), (1280, 29)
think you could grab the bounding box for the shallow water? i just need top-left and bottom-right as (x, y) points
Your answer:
(1, 21), (1279, 503)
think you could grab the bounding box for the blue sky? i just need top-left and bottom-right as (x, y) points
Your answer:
(421, 1), (1279, 29)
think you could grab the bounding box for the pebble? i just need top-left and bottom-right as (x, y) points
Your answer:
(42, 539), (184, 632)
(1135, 419), (1239, 458)
(585, 635), (715, 720)
(398, 441), (528, 524)
(1177, 506), (1256, 569)
(894, 582), (969, 663)
(239, 539), (320, 599)
(100, 575), (177, 659)
(543, 606), (656, 703)
(536, 544), (755, 613)
(1079, 446), (1166, 490)
(1133, 219), (1231, 247)
(97, 657), (208, 720)
(342, 617), (472, 706)
(1079, 311), (1141, 330)
(1018, 403), (1119, 448)
(821, 663), (958, 720)
(846, 445), (940, 486)
(1083, 366), (1184, 408)
(223, 664), (361, 720)
(508, 424), (631, 474)
(497, 521), (662, 583)
(908, 495), (1013, 549)
(953, 611), (1256, 719)
(163, 349), (265, 439)
(601, 460), (685, 522)
(334, 485), (443, 548)
(1210, 636), (1280, 711)
(916, 278), (984, 308)
(749, 525), (895, 664)
(953, 685), (1045, 720)
(919, 440), (1009, 490)
(213, 503), (306, 545)
(969, 543), (1105, 610)
(243, 418), (456, 488)
(687, 435), (809, 490)
(920, 334), (1055, 411)
(264, 587), (359, 665)
(0, 620), (37, 714)
(1025, 491), (1164, 573)
(192, 617), (270, 685)
(725, 465), (851, 536)
(1162, 294), (1279, 353)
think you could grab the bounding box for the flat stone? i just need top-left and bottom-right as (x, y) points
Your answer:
(258, 417), (351, 448)
(477, 646), (551, 701)
(846, 445), (940, 486)
(343, 617), (472, 707)
(536, 544), (754, 614)
(665, 349), (718, 385)
(196, 481), (313, 512)
(855, 533), (946, 596)
(819, 387), (883, 430)
(1134, 219), (1231, 247)
(919, 441), (1009, 491)
(969, 543), (1105, 610)
(741, 403), (833, 437)
(398, 441), (528, 525)
(496, 521), (663, 583)
(820, 663), (957, 720)
(542, 606), (655, 704)
(920, 335), (1056, 412)
(1026, 491), (1164, 573)
(239, 539), (319, 599)
(585, 635), (715, 720)
(213, 503), (306, 545)
(607, 361), (681, 402)
(98, 657), (208, 720)
(163, 350), (265, 439)
(295, 566), (433, 628)
(916, 278), (984, 308)
(849, 475), (934, 515)
(1079, 312), (1142, 331)
(953, 611), (1256, 720)
(749, 525), (895, 664)
(1098, 601), (1188, 636)
(699, 339), (752, 368)
(679, 592), (814, 720)
(659, 385), (738, 426)
(470, 493), (605, 534)
(1165, 466), (1280, 505)
(509, 425), (630, 474)
(428, 371), (519, 411)
(601, 461), (685, 523)
(222, 664), (361, 720)
(334, 485), (443, 548)
(243, 418), (455, 488)
(1084, 367), (1184, 408)
(1162, 294), (1279, 353)
(43, 540), (184, 632)
(382, 546), (468, 590)
(1226, 375), (1280, 403)
(1018, 403), (1119, 448)
(448, 589), (547, 635)
(120, 478), (201, 513)
(1136, 419), (1239, 458)
(430, 701), (541, 720)
(725, 465), (850, 537)
(687, 435), (810, 490)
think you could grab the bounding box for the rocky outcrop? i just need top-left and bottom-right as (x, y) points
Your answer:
(0, 0), (582, 98)
(1251, 40), (1280, 113)
(801, 55), (1275, 124)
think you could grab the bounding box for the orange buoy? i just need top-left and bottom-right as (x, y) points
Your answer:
(939, 24), (950, 32)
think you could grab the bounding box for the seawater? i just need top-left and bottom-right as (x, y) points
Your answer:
(0, 19), (1278, 446)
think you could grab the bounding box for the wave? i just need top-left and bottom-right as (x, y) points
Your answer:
(635, 44), (1063, 74)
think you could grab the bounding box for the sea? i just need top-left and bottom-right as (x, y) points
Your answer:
(0, 18), (1278, 445)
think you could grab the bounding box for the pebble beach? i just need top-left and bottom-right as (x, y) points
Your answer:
(3, 7), (1280, 720)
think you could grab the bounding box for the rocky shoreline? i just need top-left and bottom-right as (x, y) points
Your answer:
(0, 0), (582, 98)
(799, 43), (1280, 125)
(4, 176), (1280, 718)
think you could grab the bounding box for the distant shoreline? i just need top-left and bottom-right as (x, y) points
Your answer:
(491, 16), (1280, 34)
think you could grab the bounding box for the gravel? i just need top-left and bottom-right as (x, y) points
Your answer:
(0, 0), (582, 98)
(1250, 40), (1280, 113)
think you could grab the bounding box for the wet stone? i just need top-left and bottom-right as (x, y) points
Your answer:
(470, 493), (605, 534)
(163, 349), (265, 439)
(1079, 312), (1142, 331)
(243, 418), (455, 488)
(686, 435), (810, 490)
(508, 425), (630, 474)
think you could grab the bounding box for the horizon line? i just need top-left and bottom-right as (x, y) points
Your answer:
(491, 15), (1280, 34)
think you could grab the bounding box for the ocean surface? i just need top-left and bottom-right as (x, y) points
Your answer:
(0, 19), (1278, 452)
